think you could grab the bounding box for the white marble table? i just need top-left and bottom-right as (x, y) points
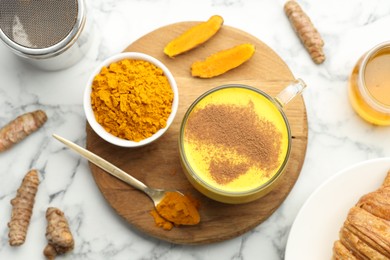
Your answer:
(1, 0), (390, 259)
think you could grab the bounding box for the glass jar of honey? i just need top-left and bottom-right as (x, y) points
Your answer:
(349, 41), (390, 125)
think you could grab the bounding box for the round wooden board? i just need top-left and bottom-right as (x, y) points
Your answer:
(86, 21), (308, 245)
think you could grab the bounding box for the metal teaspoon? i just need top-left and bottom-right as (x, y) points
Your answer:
(52, 134), (181, 207)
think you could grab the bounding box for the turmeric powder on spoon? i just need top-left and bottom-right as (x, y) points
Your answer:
(150, 192), (200, 230)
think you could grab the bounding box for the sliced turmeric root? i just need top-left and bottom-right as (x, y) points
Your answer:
(191, 43), (256, 78)
(164, 15), (224, 58)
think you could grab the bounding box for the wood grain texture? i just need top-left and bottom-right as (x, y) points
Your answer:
(86, 22), (308, 244)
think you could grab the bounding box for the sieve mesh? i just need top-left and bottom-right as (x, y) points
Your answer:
(0, 0), (78, 49)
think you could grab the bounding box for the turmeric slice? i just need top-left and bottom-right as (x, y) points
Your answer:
(164, 15), (224, 58)
(43, 207), (74, 260)
(8, 169), (40, 246)
(191, 43), (256, 78)
(0, 110), (47, 152)
(284, 0), (325, 64)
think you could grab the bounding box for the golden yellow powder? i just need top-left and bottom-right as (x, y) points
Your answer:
(91, 59), (174, 142)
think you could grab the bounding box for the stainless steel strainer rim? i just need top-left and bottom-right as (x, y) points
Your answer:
(0, 0), (86, 58)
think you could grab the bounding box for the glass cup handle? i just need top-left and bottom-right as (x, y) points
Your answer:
(274, 79), (307, 108)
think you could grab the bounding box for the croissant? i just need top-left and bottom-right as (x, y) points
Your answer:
(332, 171), (390, 259)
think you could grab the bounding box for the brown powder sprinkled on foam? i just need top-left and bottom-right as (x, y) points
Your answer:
(185, 101), (282, 185)
(208, 156), (251, 184)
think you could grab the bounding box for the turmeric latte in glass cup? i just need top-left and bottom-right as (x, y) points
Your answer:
(349, 41), (390, 125)
(179, 79), (306, 204)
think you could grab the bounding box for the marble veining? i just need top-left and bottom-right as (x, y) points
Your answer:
(0, 0), (390, 259)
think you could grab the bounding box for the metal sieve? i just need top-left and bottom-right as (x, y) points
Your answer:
(0, 0), (92, 70)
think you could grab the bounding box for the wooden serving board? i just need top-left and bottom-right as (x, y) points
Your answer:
(86, 21), (308, 244)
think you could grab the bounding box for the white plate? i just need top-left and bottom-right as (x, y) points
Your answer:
(285, 157), (390, 260)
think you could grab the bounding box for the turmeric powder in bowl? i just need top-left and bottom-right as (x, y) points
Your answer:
(84, 52), (179, 147)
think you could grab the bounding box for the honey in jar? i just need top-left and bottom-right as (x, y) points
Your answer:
(348, 42), (390, 125)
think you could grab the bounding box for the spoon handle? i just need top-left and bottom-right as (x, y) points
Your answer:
(52, 134), (148, 192)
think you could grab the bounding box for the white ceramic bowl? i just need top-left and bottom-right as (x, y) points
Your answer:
(84, 52), (179, 147)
